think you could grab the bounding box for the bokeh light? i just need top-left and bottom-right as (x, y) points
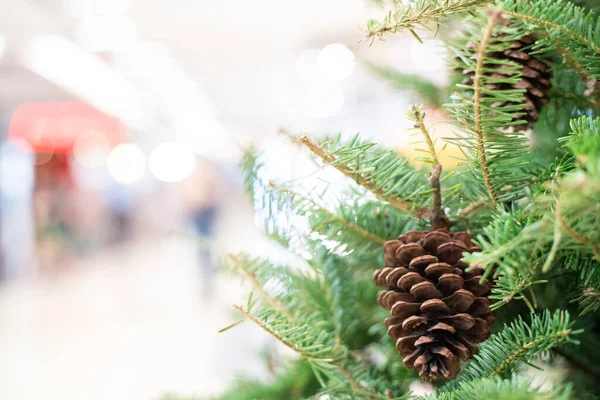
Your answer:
(409, 39), (446, 73)
(317, 44), (355, 82)
(295, 48), (321, 83)
(296, 82), (345, 119)
(148, 142), (196, 183)
(107, 143), (146, 185)
(73, 130), (111, 169)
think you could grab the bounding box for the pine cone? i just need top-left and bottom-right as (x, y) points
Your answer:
(461, 32), (552, 131)
(373, 229), (496, 381)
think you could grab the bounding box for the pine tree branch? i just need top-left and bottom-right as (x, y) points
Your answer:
(572, 287), (600, 315)
(296, 135), (429, 218)
(472, 10), (501, 209)
(227, 254), (295, 321)
(489, 274), (547, 311)
(430, 375), (572, 400)
(233, 305), (376, 398)
(447, 14), (533, 204)
(500, 9), (600, 55)
(444, 310), (582, 392)
(233, 305), (335, 363)
(490, 330), (573, 376)
(363, 0), (491, 42)
(413, 110), (440, 166)
(468, 220), (545, 271)
(557, 48), (600, 100)
(268, 181), (387, 245)
(496, 0), (600, 81)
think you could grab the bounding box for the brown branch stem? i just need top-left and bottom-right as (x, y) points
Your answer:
(429, 164), (446, 230)
(411, 105), (446, 230)
(557, 207), (600, 262)
(472, 11), (500, 209)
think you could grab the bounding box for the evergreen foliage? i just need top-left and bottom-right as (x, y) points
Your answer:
(365, 62), (447, 108)
(497, 0), (600, 81)
(442, 310), (581, 389)
(428, 375), (572, 400)
(207, 0), (600, 399)
(363, 0), (491, 43)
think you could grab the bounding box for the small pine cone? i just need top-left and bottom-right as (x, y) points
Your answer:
(373, 229), (496, 381)
(461, 32), (552, 131)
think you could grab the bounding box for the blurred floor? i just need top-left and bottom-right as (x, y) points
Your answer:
(0, 236), (269, 400)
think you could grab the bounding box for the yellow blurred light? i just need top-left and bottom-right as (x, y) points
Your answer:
(107, 143), (146, 185)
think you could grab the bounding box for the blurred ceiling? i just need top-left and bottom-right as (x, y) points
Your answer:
(0, 0), (443, 155)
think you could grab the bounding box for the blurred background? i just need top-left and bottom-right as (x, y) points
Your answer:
(0, 0), (451, 398)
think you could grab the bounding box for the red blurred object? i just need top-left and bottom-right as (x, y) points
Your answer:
(8, 102), (129, 154)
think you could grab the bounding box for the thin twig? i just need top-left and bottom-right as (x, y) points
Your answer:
(557, 206), (600, 262)
(459, 198), (491, 217)
(411, 105), (447, 229)
(336, 365), (366, 397)
(228, 255), (295, 321)
(549, 87), (600, 109)
(554, 46), (600, 102)
(295, 134), (429, 218)
(472, 10), (500, 209)
(543, 201), (563, 272)
(269, 181), (387, 245)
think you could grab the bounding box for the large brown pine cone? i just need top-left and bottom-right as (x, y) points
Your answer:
(373, 229), (496, 381)
(461, 32), (552, 131)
